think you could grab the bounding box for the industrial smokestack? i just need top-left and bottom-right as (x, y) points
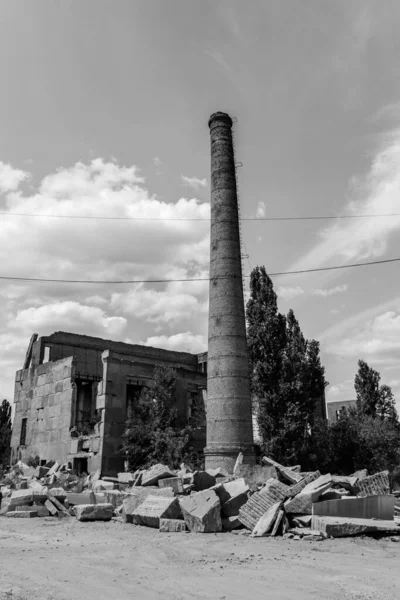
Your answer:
(204, 112), (255, 471)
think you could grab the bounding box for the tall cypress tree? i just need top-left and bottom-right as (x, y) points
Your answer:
(246, 267), (326, 463)
(0, 399), (12, 468)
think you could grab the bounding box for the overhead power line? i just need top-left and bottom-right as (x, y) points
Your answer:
(1, 212), (400, 222)
(0, 256), (399, 285)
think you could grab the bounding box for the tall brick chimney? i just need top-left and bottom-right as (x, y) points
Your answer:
(204, 112), (255, 471)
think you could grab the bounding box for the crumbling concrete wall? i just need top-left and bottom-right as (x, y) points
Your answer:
(97, 349), (207, 476)
(11, 357), (75, 465)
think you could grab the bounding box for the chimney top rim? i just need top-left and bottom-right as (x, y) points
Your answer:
(208, 112), (233, 128)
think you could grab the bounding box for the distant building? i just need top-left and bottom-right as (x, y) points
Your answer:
(11, 332), (207, 476)
(326, 399), (357, 423)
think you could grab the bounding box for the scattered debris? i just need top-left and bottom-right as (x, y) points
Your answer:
(1, 457), (399, 544)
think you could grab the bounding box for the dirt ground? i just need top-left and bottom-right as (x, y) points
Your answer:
(1, 517), (400, 600)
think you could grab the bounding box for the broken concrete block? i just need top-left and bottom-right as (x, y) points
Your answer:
(131, 495), (181, 528)
(221, 492), (249, 517)
(36, 466), (50, 479)
(118, 472), (136, 484)
(214, 478), (249, 504)
(192, 471), (216, 491)
(159, 518), (188, 532)
(352, 469), (368, 479)
(320, 488), (348, 501)
(180, 489), (222, 533)
(357, 471), (390, 497)
(158, 477), (184, 494)
(311, 515), (400, 538)
(122, 487), (174, 523)
(92, 480), (116, 492)
(6, 510), (38, 518)
(47, 462), (60, 475)
(48, 488), (67, 502)
(141, 464), (176, 487)
(271, 509), (284, 536)
(34, 504), (51, 517)
(300, 473), (332, 495)
(10, 489), (33, 508)
(287, 472), (321, 498)
(75, 503), (113, 521)
(206, 467), (230, 479)
(222, 515), (242, 531)
(312, 495), (396, 520)
(239, 479), (290, 530)
(285, 493), (313, 515)
(235, 464), (278, 490)
(252, 501), (282, 537)
(103, 490), (123, 508)
(45, 499), (59, 516)
(102, 476), (119, 484)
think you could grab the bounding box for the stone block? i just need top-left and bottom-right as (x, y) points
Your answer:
(123, 487), (174, 523)
(301, 473), (332, 495)
(180, 489), (222, 533)
(10, 489), (34, 508)
(93, 480), (116, 491)
(235, 464), (278, 490)
(45, 499), (59, 516)
(251, 501), (282, 537)
(295, 514), (312, 527)
(312, 495), (396, 521)
(357, 471), (390, 497)
(131, 495), (181, 528)
(221, 492), (249, 517)
(48, 488), (67, 502)
(141, 464), (176, 487)
(285, 493), (314, 515)
(311, 515), (400, 538)
(118, 472), (136, 484)
(159, 518), (188, 532)
(75, 503), (113, 521)
(104, 490), (123, 508)
(238, 479), (290, 530)
(36, 466), (50, 479)
(34, 504), (51, 517)
(214, 478), (249, 505)
(352, 469), (368, 480)
(70, 439), (80, 454)
(6, 510), (38, 518)
(158, 477), (184, 494)
(222, 515), (242, 531)
(192, 471), (216, 491)
(271, 509), (284, 536)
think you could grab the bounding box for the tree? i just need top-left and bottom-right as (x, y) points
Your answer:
(0, 399), (12, 468)
(355, 360), (398, 421)
(246, 267), (326, 464)
(122, 366), (201, 471)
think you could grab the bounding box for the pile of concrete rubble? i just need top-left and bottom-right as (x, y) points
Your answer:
(1, 456), (400, 540)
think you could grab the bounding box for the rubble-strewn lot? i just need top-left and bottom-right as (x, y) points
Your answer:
(2, 457), (400, 599)
(2, 517), (400, 600)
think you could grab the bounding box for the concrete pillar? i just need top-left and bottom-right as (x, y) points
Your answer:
(204, 112), (255, 471)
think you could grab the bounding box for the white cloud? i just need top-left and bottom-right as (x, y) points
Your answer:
(313, 284), (348, 297)
(326, 379), (355, 401)
(143, 332), (207, 354)
(0, 161), (28, 193)
(277, 286), (304, 300)
(256, 201), (266, 218)
(153, 156), (162, 167)
(12, 301), (127, 337)
(181, 175), (207, 190)
(289, 129), (400, 273)
(326, 309), (400, 358)
(111, 282), (208, 325)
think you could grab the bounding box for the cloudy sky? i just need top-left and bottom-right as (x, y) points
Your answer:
(1, 0), (400, 411)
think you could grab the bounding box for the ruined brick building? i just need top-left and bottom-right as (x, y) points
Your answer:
(10, 332), (207, 476)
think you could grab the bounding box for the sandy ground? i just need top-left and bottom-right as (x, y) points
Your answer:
(1, 517), (400, 600)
